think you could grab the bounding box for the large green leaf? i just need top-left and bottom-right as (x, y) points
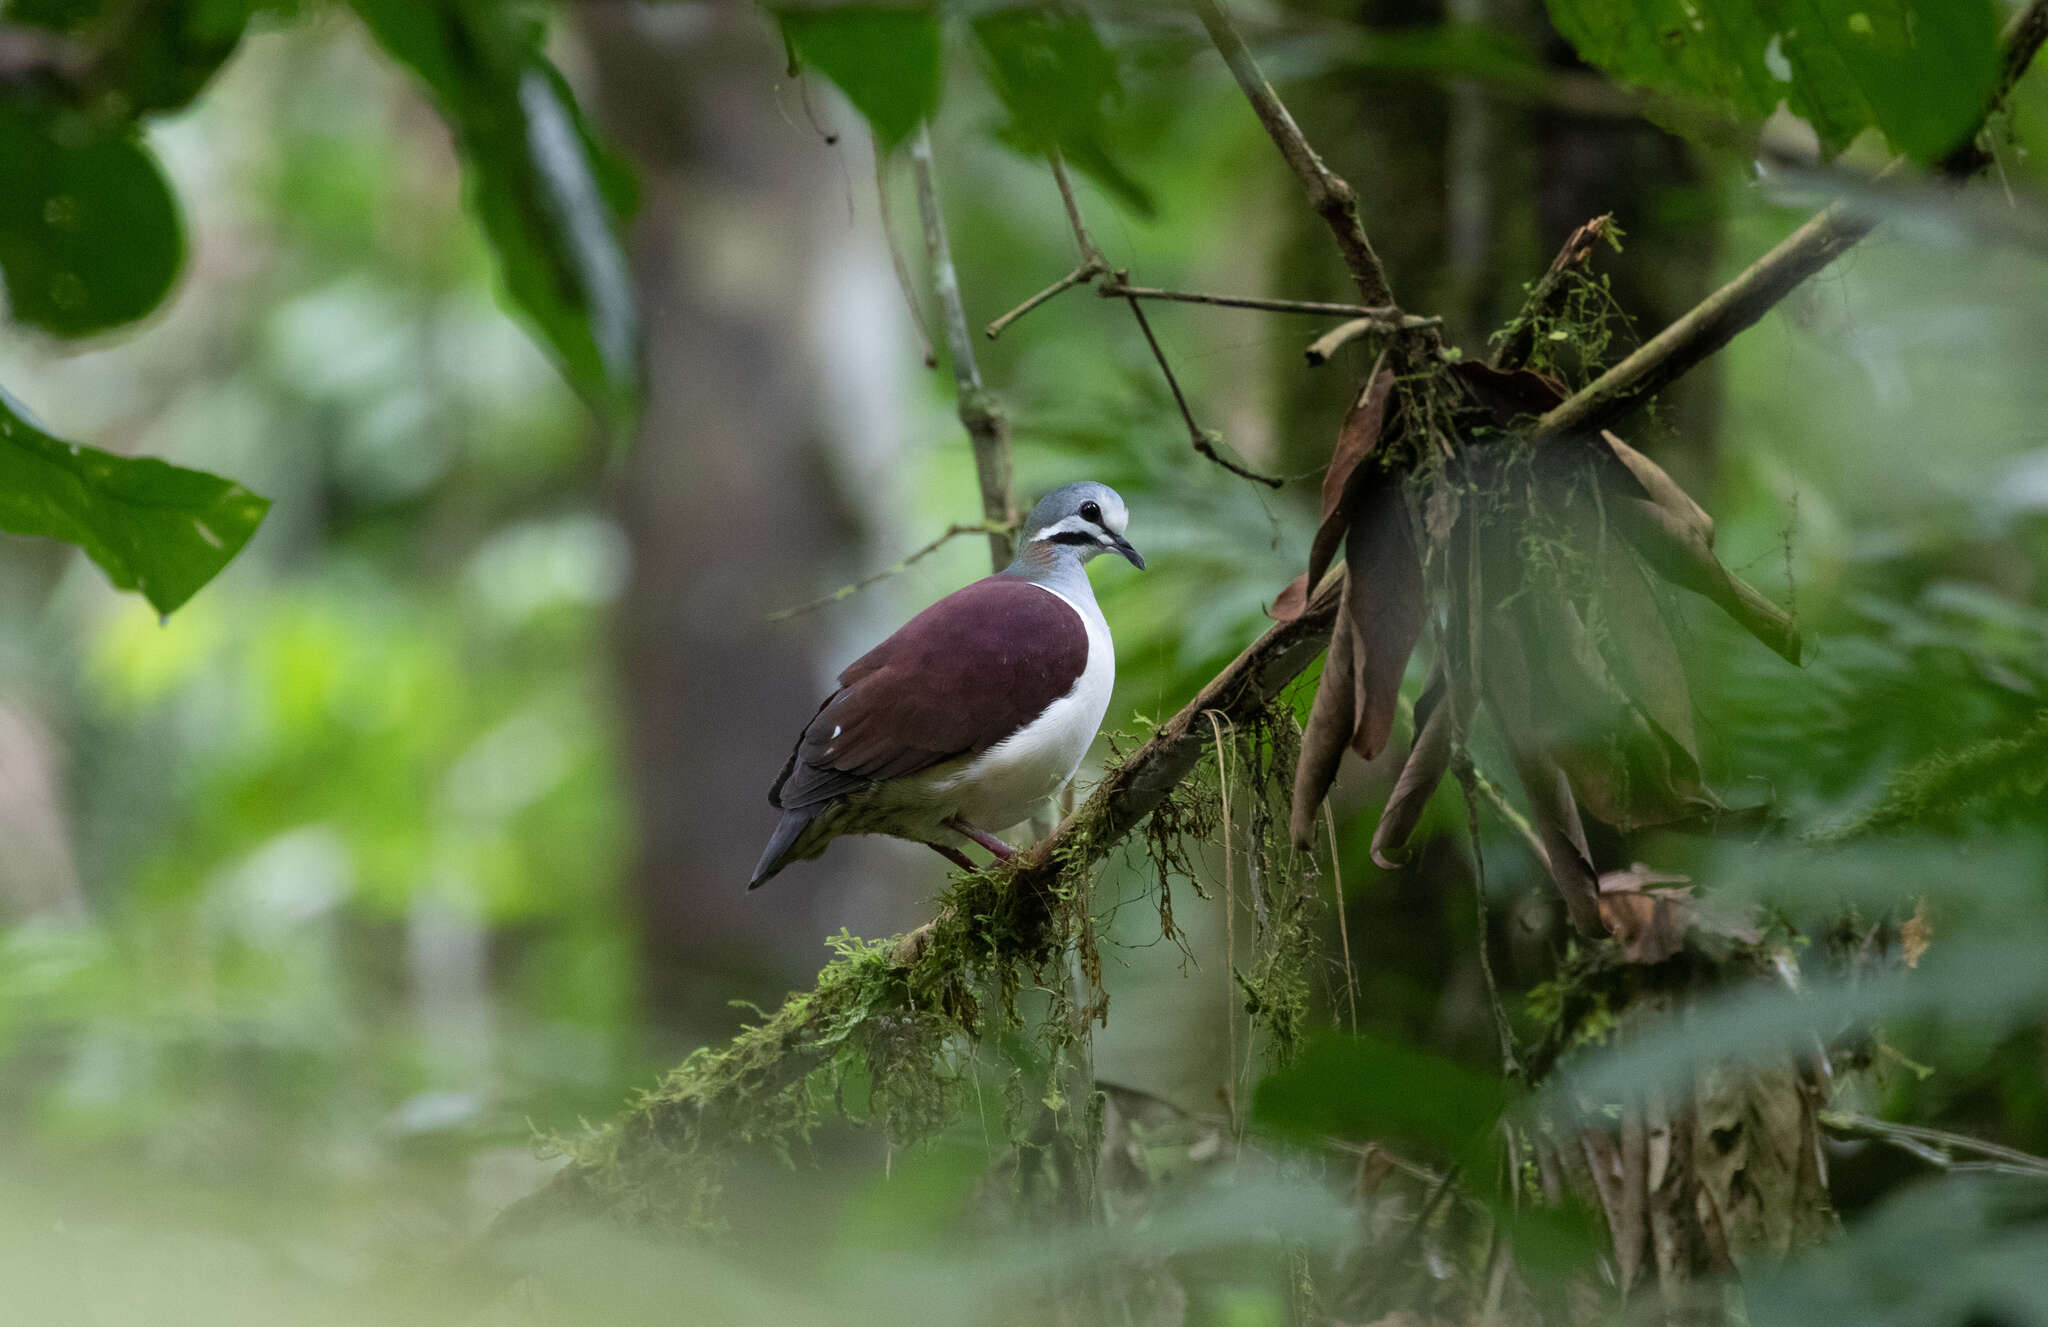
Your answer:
(0, 387), (268, 614)
(778, 5), (942, 152)
(971, 6), (1153, 215)
(348, 0), (640, 430)
(2, 0), (269, 117)
(0, 97), (183, 337)
(1544, 0), (2001, 162)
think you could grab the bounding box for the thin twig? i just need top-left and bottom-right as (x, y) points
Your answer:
(873, 149), (938, 368)
(1208, 709), (1243, 1138)
(1122, 284), (1285, 488)
(909, 126), (1016, 570)
(1099, 280), (1431, 325)
(1051, 147), (1108, 269)
(1473, 766), (1549, 871)
(1190, 0), (1395, 309)
(1820, 1110), (2048, 1180)
(1456, 758), (1522, 1081)
(984, 262), (1103, 339)
(1322, 805), (1359, 1034)
(765, 521), (1015, 622)
(985, 151), (1114, 340)
(1532, 0), (2048, 443)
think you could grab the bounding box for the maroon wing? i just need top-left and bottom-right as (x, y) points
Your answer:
(769, 577), (1089, 811)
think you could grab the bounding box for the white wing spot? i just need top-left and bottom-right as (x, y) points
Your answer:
(832, 724), (842, 738)
(192, 518), (223, 549)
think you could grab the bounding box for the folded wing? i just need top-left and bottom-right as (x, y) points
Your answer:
(770, 577), (1090, 810)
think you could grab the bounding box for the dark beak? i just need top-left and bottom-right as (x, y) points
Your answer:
(1111, 535), (1145, 570)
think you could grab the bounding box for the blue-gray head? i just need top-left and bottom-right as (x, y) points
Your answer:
(1017, 481), (1143, 572)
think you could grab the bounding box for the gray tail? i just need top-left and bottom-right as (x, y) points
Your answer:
(749, 808), (819, 890)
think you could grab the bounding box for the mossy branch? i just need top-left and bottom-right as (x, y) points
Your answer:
(492, 577), (1344, 1232)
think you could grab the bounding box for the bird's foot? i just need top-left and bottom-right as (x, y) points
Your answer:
(923, 841), (980, 872)
(944, 816), (1017, 861)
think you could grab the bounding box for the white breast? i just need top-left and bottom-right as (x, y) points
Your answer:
(933, 582), (1114, 833)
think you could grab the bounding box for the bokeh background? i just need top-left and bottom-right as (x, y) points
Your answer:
(2, 1), (2047, 1322)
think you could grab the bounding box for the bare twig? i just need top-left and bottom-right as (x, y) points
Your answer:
(909, 126), (1016, 570)
(765, 521), (1015, 622)
(1492, 213), (1612, 372)
(874, 149), (938, 368)
(1100, 280), (1431, 325)
(1531, 201), (1872, 441)
(1122, 283), (1284, 488)
(985, 152), (1112, 340)
(984, 262), (1103, 339)
(1051, 147), (1108, 270)
(1191, 0), (1395, 309)
(1533, 0), (2048, 443)
(1821, 1111), (2048, 1181)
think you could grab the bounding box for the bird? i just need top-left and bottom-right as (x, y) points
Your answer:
(749, 481), (1143, 889)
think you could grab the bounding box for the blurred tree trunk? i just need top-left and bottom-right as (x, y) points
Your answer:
(575, 3), (874, 1027)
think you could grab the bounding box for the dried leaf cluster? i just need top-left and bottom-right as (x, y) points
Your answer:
(1278, 334), (1802, 941)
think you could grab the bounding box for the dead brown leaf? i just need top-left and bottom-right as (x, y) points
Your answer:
(1903, 899), (1932, 968)
(1614, 497), (1803, 665)
(1290, 620), (1358, 848)
(1600, 430), (1714, 547)
(1597, 863), (1697, 964)
(1342, 485), (1426, 759)
(1451, 359), (1569, 428)
(1370, 666), (1465, 869)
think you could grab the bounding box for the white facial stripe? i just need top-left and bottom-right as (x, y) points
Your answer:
(1032, 513), (1099, 540)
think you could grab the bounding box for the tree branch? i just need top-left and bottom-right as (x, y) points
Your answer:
(493, 576), (1344, 1232)
(1120, 281), (1285, 488)
(1191, 0), (1396, 310)
(910, 127), (1017, 570)
(1099, 280), (1436, 326)
(1533, 0), (2048, 443)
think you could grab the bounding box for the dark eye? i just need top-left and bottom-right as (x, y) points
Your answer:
(1080, 500), (1103, 525)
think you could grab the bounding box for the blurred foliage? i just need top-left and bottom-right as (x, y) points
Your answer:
(0, 0), (2046, 1324)
(1545, 0), (2003, 161)
(0, 385), (266, 613)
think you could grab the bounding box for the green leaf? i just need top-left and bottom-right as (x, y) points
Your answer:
(971, 6), (1153, 216)
(1253, 1033), (1510, 1179)
(0, 97), (183, 337)
(778, 5), (942, 152)
(3, 0), (269, 117)
(348, 0), (640, 431)
(0, 387), (269, 615)
(1543, 0), (2001, 162)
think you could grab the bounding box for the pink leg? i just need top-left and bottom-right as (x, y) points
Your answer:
(944, 816), (1017, 861)
(923, 841), (979, 872)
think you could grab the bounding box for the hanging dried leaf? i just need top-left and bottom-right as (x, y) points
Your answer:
(1450, 359), (1568, 427)
(1342, 483), (1426, 760)
(1370, 664), (1470, 869)
(1508, 740), (1606, 938)
(1613, 497), (1802, 664)
(1600, 430), (1713, 547)
(1309, 351), (1399, 588)
(1290, 619), (1357, 848)
(1596, 864), (1697, 965)
(1269, 571), (1312, 623)
(1590, 535), (1701, 768)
